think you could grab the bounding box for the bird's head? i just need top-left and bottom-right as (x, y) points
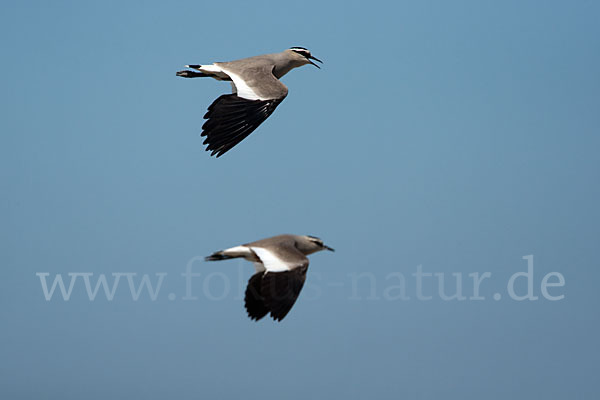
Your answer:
(287, 47), (323, 69)
(298, 235), (335, 255)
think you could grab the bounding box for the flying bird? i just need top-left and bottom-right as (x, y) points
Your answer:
(176, 47), (322, 157)
(205, 234), (334, 321)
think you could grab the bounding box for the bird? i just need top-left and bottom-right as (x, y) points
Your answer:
(176, 47), (322, 158)
(205, 234), (334, 321)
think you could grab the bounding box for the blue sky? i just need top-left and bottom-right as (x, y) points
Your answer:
(1, 1), (599, 399)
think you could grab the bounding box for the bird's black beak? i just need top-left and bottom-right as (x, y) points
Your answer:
(323, 245), (335, 252)
(308, 55), (323, 69)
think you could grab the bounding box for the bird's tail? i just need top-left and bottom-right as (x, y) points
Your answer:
(205, 246), (252, 262)
(176, 70), (210, 78)
(205, 251), (235, 261)
(177, 64), (231, 81)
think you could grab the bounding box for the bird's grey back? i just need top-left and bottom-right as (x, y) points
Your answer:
(245, 234), (299, 249)
(216, 51), (300, 79)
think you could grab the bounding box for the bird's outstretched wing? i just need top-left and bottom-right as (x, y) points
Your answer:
(201, 64), (288, 157)
(202, 94), (284, 157)
(244, 239), (309, 321)
(244, 267), (308, 322)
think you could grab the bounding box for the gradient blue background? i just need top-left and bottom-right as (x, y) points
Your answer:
(1, 1), (599, 399)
